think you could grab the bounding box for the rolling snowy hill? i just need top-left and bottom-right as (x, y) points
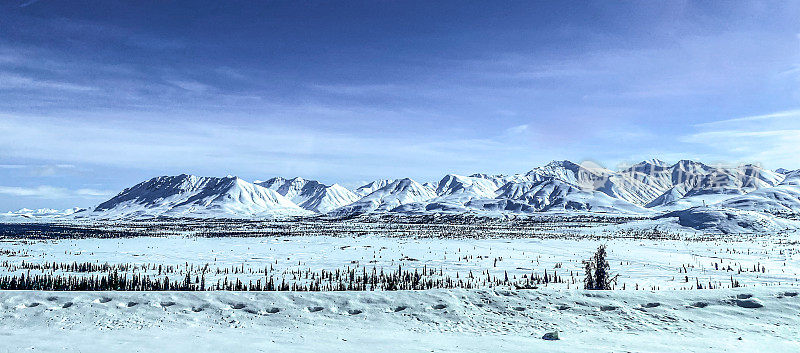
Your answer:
(719, 170), (800, 215)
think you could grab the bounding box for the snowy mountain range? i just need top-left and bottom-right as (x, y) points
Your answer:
(7, 159), (800, 232)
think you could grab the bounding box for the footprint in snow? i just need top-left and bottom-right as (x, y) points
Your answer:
(265, 307), (280, 314)
(600, 305), (618, 311)
(160, 301), (176, 307)
(96, 297), (112, 304)
(431, 304), (447, 310)
(230, 303), (246, 310)
(513, 306), (526, 312)
(642, 302), (661, 308)
(347, 309), (363, 315)
(691, 302), (708, 308)
(62, 302), (74, 309)
(736, 294), (753, 299)
(392, 305), (408, 312)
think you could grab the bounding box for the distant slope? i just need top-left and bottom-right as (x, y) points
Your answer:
(255, 177), (360, 213)
(354, 179), (395, 196)
(329, 178), (437, 216)
(486, 178), (647, 214)
(89, 174), (309, 219)
(719, 170), (800, 215)
(645, 165), (785, 210)
(653, 206), (799, 234)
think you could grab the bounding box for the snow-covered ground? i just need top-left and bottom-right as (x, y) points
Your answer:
(1, 222), (799, 352)
(1, 287), (798, 352)
(2, 233), (799, 291)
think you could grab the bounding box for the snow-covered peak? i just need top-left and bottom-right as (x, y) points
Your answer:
(526, 160), (611, 191)
(91, 174), (308, 219)
(354, 179), (395, 196)
(622, 159), (670, 174)
(329, 178), (436, 216)
(255, 177), (360, 213)
(435, 174), (501, 199)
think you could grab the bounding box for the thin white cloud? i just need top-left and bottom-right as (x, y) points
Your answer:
(695, 109), (800, 128)
(0, 72), (96, 92)
(681, 129), (800, 168)
(679, 108), (800, 169)
(168, 80), (212, 93)
(17, 0), (41, 8)
(0, 185), (113, 199)
(505, 124), (529, 135)
(0, 113), (554, 181)
(75, 188), (114, 197)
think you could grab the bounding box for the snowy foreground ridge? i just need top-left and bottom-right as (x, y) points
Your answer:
(7, 159), (800, 233)
(2, 287), (798, 352)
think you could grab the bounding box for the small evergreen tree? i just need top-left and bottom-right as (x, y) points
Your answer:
(583, 260), (594, 290)
(583, 245), (618, 290)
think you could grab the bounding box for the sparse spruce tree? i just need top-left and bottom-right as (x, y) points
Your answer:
(583, 260), (594, 290)
(584, 245), (618, 290)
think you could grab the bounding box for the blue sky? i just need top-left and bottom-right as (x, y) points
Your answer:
(1, 1), (799, 210)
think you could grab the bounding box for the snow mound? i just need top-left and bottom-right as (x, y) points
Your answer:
(2, 287), (798, 352)
(654, 206), (800, 234)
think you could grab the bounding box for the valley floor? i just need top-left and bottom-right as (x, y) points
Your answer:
(1, 220), (799, 351)
(1, 287), (799, 352)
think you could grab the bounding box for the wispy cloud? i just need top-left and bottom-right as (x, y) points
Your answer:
(505, 124), (529, 135)
(17, 0), (40, 8)
(0, 185), (113, 199)
(0, 72), (96, 92)
(168, 80), (212, 93)
(0, 113), (552, 182)
(695, 109), (800, 128)
(681, 109), (800, 168)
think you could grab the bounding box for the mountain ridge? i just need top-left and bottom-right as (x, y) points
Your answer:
(13, 160), (798, 228)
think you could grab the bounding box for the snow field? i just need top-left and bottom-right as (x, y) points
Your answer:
(2, 234), (799, 291)
(1, 287), (798, 352)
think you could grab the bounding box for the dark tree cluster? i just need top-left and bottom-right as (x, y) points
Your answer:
(0, 264), (566, 292)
